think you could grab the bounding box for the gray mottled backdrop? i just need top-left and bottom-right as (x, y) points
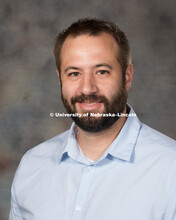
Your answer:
(0, 0), (176, 219)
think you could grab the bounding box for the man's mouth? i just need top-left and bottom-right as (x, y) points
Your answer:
(83, 102), (97, 105)
(81, 100), (101, 105)
(77, 101), (103, 111)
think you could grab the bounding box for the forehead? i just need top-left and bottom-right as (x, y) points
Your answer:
(60, 33), (119, 63)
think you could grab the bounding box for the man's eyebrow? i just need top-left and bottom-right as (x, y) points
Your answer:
(94, 63), (112, 69)
(64, 63), (112, 73)
(64, 66), (81, 73)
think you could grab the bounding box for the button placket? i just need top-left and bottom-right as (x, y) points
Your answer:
(72, 165), (95, 220)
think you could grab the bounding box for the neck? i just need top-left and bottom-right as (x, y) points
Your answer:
(77, 107), (127, 161)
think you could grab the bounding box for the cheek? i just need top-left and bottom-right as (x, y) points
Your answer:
(102, 81), (120, 97)
(62, 83), (76, 100)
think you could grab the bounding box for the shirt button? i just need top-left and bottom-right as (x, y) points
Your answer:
(87, 166), (92, 171)
(76, 205), (81, 211)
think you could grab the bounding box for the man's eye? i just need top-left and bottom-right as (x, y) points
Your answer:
(97, 70), (109, 75)
(68, 72), (80, 77)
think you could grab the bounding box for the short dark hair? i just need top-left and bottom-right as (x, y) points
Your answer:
(54, 18), (131, 80)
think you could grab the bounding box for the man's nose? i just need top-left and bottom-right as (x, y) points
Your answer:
(79, 73), (98, 95)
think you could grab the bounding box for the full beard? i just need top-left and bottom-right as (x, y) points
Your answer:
(61, 86), (127, 133)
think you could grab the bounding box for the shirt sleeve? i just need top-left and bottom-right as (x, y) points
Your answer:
(9, 181), (23, 220)
(164, 180), (176, 220)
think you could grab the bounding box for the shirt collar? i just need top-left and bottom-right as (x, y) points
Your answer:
(57, 123), (78, 163)
(58, 105), (142, 163)
(106, 106), (141, 162)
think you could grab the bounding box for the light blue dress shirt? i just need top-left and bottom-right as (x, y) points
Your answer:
(9, 107), (176, 220)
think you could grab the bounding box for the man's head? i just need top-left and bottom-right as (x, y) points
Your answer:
(54, 18), (133, 132)
(54, 18), (132, 82)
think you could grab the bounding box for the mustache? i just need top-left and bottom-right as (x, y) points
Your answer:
(71, 94), (108, 105)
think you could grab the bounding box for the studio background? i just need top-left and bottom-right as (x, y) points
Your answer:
(0, 0), (176, 219)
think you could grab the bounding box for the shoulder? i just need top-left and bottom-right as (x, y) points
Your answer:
(140, 123), (176, 148)
(14, 130), (70, 179)
(137, 123), (176, 160)
(25, 129), (70, 158)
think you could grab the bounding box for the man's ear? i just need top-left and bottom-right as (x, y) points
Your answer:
(56, 69), (61, 85)
(125, 64), (134, 91)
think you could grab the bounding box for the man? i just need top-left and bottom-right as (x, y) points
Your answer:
(9, 18), (176, 220)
